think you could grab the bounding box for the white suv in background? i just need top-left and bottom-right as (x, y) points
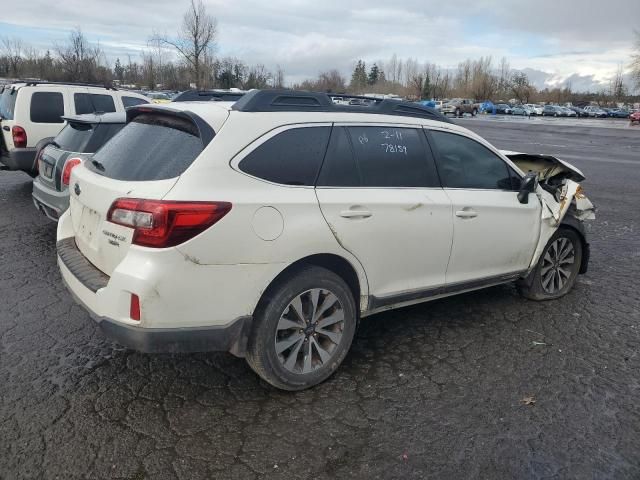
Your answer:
(56, 90), (595, 390)
(0, 82), (148, 174)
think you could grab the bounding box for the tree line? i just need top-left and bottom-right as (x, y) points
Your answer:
(1, 1), (639, 106)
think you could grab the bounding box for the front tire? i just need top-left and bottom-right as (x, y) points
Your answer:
(472, 108), (478, 117)
(517, 228), (583, 301)
(246, 266), (357, 390)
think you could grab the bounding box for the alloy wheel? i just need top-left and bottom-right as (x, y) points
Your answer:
(274, 289), (345, 374)
(541, 237), (575, 294)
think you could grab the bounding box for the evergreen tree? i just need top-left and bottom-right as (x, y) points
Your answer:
(350, 60), (367, 92)
(368, 63), (379, 86)
(114, 58), (125, 83)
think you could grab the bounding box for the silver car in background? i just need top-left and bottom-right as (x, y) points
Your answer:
(32, 112), (125, 220)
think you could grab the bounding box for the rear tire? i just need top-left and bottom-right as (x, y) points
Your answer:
(472, 108), (478, 117)
(245, 266), (357, 390)
(517, 228), (583, 301)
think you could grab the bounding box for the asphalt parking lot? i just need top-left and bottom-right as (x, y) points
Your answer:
(1, 120), (639, 480)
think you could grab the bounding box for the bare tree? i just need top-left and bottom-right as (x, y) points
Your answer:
(510, 71), (533, 103)
(1, 37), (24, 77)
(610, 64), (626, 101)
(153, 0), (217, 88)
(498, 57), (511, 95)
(55, 28), (104, 82)
(272, 65), (285, 88)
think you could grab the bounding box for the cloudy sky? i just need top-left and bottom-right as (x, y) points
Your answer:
(1, 0), (639, 91)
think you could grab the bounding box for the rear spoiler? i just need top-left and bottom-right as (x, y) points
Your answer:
(126, 105), (215, 147)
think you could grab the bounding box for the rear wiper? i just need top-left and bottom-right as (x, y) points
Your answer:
(91, 159), (105, 172)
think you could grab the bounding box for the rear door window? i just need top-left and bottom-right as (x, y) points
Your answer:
(428, 130), (512, 190)
(238, 127), (331, 186)
(122, 96), (149, 108)
(74, 93), (116, 114)
(30, 92), (64, 123)
(89, 113), (203, 181)
(318, 126), (437, 188)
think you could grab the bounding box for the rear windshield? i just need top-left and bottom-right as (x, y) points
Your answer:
(55, 122), (124, 153)
(89, 113), (203, 181)
(0, 88), (17, 120)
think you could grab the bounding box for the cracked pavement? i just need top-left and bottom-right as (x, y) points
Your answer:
(1, 119), (640, 479)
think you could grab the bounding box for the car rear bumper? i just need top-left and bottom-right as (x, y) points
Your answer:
(32, 177), (68, 221)
(96, 315), (252, 355)
(57, 240), (254, 357)
(1, 147), (37, 172)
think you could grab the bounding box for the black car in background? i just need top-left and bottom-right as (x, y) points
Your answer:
(494, 103), (512, 114)
(570, 106), (589, 117)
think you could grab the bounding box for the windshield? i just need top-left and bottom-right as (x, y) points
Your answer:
(0, 87), (17, 120)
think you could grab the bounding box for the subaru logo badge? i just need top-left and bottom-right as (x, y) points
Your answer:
(74, 183), (81, 196)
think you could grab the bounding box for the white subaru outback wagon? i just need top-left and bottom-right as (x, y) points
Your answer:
(57, 90), (595, 390)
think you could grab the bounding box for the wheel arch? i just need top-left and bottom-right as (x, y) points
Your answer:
(559, 217), (590, 274)
(255, 253), (368, 317)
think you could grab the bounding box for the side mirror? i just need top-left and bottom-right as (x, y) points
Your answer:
(517, 172), (538, 204)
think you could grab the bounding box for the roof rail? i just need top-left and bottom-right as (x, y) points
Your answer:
(23, 81), (118, 91)
(231, 89), (451, 123)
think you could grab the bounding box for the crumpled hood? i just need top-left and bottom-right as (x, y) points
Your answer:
(500, 150), (585, 183)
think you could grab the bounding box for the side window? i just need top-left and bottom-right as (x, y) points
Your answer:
(30, 92), (64, 123)
(347, 126), (437, 187)
(122, 96), (149, 108)
(316, 127), (359, 187)
(74, 93), (116, 114)
(429, 130), (512, 190)
(238, 127), (331, 186)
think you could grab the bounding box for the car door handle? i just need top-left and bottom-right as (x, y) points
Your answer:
(455, 209), (478, 219)
(340, 209), (372, 219)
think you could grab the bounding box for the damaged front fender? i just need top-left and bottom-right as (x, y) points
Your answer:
(503, 151), (596, 270)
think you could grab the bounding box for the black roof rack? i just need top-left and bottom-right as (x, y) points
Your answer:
(231, 89), (451, 123)
(172, 89), (246, 102)
(22, 81), (118, 91)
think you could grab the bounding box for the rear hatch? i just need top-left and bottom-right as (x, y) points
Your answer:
(68, 108), (213, 275)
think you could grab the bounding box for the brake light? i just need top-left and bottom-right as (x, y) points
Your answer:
(130, 294), (141, 321)
(12, 126), (27, 148)
(107, 199), (232, 248)
(62, 157), (82, 186)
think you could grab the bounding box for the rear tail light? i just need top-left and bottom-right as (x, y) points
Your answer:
(130, 293), (141, 321)
(107, 199), (232, 248)
(62, 157), (83, 186)
(12, 126), (27, 148)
